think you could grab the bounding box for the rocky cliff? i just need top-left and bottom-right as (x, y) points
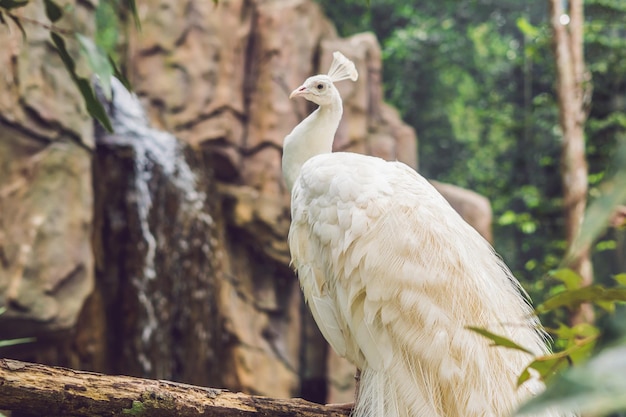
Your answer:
(0, 0), (95, 342)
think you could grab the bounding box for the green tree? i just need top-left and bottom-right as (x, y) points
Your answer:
(317, 0), (626, 300)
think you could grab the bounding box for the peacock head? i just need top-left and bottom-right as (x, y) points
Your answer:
(289, 51), (359, 107)
(289, 75), (337, 106)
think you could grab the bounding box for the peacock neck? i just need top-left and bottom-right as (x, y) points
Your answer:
(282, 100), (343, 193)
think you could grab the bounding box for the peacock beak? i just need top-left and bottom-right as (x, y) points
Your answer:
(289, 85), (309, 99)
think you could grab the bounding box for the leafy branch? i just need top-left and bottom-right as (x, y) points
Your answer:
(469, 139), (626, 416)
(0, 0), (139, 132)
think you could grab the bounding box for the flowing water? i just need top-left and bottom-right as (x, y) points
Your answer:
(94, 79), (220, 381)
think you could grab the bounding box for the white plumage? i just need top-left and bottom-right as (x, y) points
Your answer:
(282, 52), (566, 417)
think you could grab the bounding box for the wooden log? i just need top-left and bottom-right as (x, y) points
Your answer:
(0, 358), (351, 417)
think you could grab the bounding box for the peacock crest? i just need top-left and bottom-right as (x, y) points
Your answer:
(327, 51), (359, 83)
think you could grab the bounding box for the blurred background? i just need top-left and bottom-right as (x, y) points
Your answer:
(0, 0), (624, 409)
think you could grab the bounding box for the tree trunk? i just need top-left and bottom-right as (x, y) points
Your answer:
(0, 358), (350, 417)
(549, 0), (593, 324)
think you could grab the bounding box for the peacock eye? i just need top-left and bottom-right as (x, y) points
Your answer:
(316, 83), (324, 90)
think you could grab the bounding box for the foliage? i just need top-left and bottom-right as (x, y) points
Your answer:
(317, 0), (559, 288)
(465, 326), (534, 355)
(317, 0), (626, 311)
(467, 165), (626, 415)
(480, 139), (626, 415)
(122, 400), (146, 415)
(518, 340), (626, 416)
(0, 0), (139, 132)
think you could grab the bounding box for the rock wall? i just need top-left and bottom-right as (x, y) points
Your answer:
(0, 0), (492, 406)
(0, 1), (94, 341)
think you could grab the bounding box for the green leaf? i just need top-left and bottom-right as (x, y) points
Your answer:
(516, 343), (626, 416)
(521, 334), (597, 386)
(596, 300), (616, 313)
(536, 285), (626, 314)
(50, 32), (75, 70)
(569, 323), (600, 339)
(127, 0), (141, 30)
(122, 400), (146, 415)
(0, 309), (36, 348)
(549, 268), (583, 291)
(517, 367), (532, 386)
(498, 210), (517, 226)
(614, 273), (626, 286)
(466, 327), (535, 355)
(76, 33), (113, 100)
(0, 337), (35, 348)
(108, 55), (132, 92)
(516, 16), (539, 39)
(95, 0), (120, 55)
(43, 0), (62, 22)
(595, 239), (617, 252)
(567, 141), (626, 261)
(548, 322), (600, 342)
(0, 0), (28, 10)
(6, 11), (26, 39)
(527, 355), (570, 382)
(50, 32), (113, 133)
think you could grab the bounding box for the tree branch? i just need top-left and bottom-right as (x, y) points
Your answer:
(0, 358), (351, 417)
(0, 10), (73, 35)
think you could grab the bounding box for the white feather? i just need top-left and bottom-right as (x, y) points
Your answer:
(283, 52), (574, 417)
(328, 51), (359, 83)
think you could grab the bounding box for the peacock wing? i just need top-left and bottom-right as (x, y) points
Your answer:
(289, 153), (456, 371)
(290, 153), (564, 417)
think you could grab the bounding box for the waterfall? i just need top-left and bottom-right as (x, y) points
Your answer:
(93, 79), (221, 382)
